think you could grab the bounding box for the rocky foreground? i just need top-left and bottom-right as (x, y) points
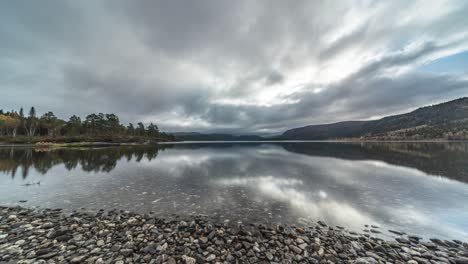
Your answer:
(1, 207), (468, 264)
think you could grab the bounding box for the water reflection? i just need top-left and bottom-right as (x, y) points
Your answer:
(0, 145), (170, 178)
(1, 142), (468, 240)
(280, 142), (468, 183)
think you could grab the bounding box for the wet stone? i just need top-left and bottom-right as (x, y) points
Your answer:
(0, 206), (467, 264)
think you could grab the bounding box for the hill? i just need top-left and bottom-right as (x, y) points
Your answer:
(280, 97), (468, 140)
(173, 132), (264, 141)
(281, 121), (367, 140)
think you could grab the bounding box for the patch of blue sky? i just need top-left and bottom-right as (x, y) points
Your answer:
(418, 50), (468, 74)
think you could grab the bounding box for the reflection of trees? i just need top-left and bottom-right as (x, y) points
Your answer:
(281, 142), (468, 184)
(0, 145), (173, 179)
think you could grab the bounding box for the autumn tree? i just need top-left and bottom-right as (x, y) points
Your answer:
(0, 113), (21, 137)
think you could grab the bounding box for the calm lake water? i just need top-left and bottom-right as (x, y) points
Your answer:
(1, 142), (468, 240)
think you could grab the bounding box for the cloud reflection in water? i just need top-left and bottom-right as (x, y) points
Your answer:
(1, 142), (468, 240)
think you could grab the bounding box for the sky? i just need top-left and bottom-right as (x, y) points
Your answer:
(1, 0), (468, 135)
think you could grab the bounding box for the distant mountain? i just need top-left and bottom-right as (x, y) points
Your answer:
(173, 132), (264, 141)
(280, 97), (468, 140)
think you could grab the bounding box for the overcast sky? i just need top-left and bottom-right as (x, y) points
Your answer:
(1, 1), (468, 134)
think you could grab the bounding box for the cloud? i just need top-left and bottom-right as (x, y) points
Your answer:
(1, 0), (468, 133)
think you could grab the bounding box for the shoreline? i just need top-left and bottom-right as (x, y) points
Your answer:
(1, 206), (467, 263)
(1, 139), (466, 148)
(0, 135), (176, 147)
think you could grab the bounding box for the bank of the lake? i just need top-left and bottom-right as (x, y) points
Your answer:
(0, 136), (175, 146)
(1, 206), (468, 264)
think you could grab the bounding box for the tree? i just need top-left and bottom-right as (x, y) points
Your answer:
(10, 113), (21, 137)
(64, 115), (82, 136)
(27, 107), (38, 136)
(0, 113), (21, 137)
(127, 123), (135, 136)
(147, 123), (159, 137)
(0, 115), (6, 136)
(19, 107), (26, 136)
(40, 112), (60, 136)
(136, 122), (145, 136)
(84, 113), (99, 135)
(0, 106), (174, 141)
(105, 113), (120, 134)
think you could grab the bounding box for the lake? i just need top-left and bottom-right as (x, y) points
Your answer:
(1, 142), (468, 240)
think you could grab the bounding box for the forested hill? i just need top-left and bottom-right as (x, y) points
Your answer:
(280, 97), (468, 140)
(280, 121), (367, 140)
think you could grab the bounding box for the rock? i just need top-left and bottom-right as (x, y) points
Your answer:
(0, 206), (466, 264)
(397, 237), (410, 244)
(183, 255), (196, 264)
(296, 227), (305, 234)
(455, 257), (468, 264)
(142, 244), (158, 254)
(318, 221), (327, 227)
(38, 252), (58, 259)
(317, 247), (324, 257)
(15, 240), (26, 245)
(56, 234), (73, 242)
(266, 252), (274, 260)
(226, 254), (235, 262)
(70, 256), (85, 263)
(35, 248), (52, 256)
(120, 248), (133, 257)
(206, 254), (216, 262)
(8, 215), (17, 220)
(42, 222), (54, 229)
(413, 257), (431, 264)
(366, 251), (381, 260)
(242, 241), (252, 249)
(111, 244), (121, 252)
(408, 235), (421, 241)
(289, 245), (302, 254)
(389, 230), (405, 235)
(355, 257), (377, 264)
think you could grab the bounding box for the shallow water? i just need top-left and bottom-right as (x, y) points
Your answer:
(1, 142), (468, 240)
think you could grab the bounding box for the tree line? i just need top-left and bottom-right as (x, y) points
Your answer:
(0, 107), (174, 140)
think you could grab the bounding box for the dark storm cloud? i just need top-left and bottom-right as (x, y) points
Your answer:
(1, 1), (468, 133)
(265, 71), (285, 86)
